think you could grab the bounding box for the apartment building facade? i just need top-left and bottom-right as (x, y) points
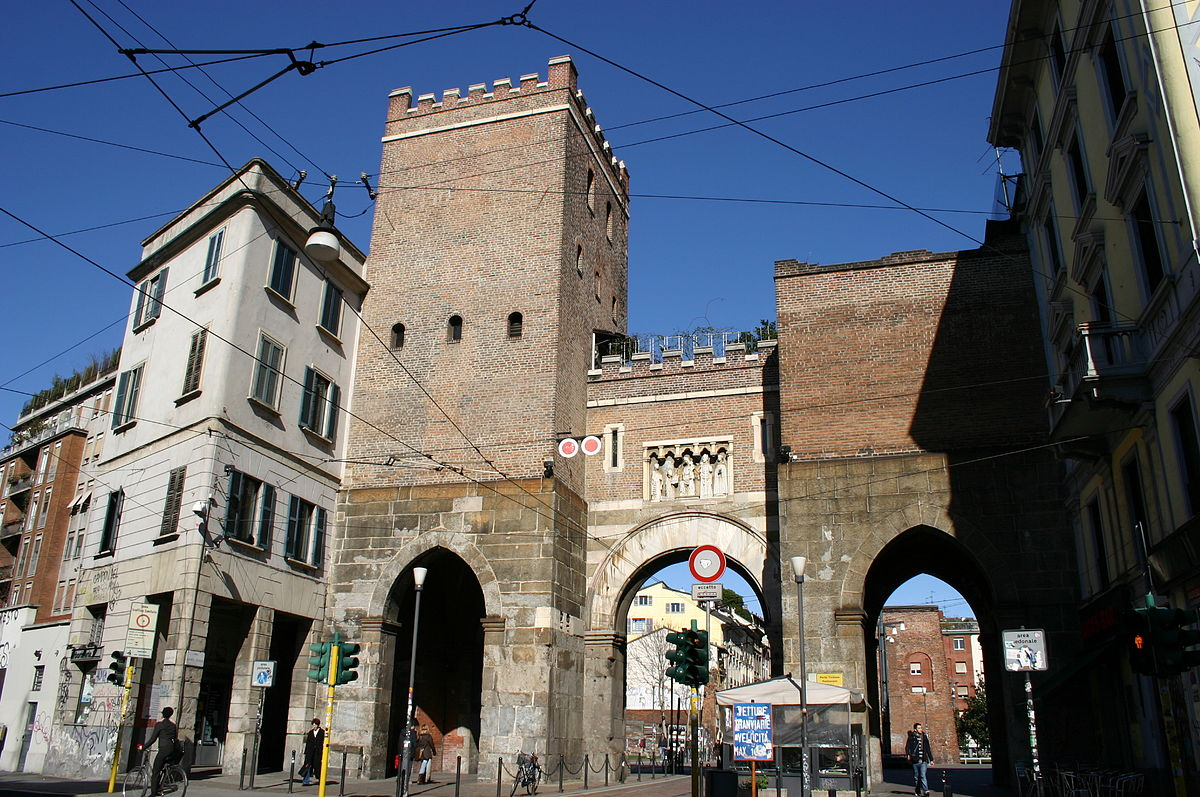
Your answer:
(989, 0), (1200, 788)
(0, 362), (116, 773)
(48, 160), (367, 778)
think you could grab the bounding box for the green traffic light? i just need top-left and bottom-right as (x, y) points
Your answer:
(335, 641), (362, 685)
(307, 641), (331, 682)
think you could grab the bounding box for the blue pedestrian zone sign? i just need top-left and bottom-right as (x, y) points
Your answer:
(732, 702), (773, 761)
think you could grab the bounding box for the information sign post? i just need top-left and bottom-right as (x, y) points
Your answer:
(733, 703), (773, 797)
(1003, 629), (1050, 787)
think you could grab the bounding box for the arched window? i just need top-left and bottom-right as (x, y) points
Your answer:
(448, 315), (463, 342)
(391, 323), (405, 348)
(594, 270), (601, 302)
(507, 312), (523, 338)
(585, 169), (595, 212)
(605, 201), (613, 240)
(575, 244), (584, 276)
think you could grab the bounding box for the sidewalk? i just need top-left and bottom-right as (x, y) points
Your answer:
(0, 765), (1014, 797)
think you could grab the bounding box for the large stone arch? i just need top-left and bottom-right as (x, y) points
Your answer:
(581, 511), (772, 754)
(586, 510), (771, 633)
(366, 530), (506, 621)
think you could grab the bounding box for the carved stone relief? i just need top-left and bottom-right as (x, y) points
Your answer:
(645, 442), (731, 501)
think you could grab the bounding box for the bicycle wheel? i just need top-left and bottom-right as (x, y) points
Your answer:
(509, 771), (521, 797)
(122, 766), (150, 797)
(161, 764), (188, 797)
(526, 767), (540, 795)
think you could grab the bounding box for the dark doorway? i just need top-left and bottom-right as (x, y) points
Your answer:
(259, 612), (310, 771)
(386, 549), (485, 776)
(195, 597), (255, 767)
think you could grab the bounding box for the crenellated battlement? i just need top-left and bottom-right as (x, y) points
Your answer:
(588, 339), (777, 381)
(384, 55), (629, 192)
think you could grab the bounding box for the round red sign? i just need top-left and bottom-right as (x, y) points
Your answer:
(580, 435), (602, 456)
(688, 545), (726, 583)
(558, 438), (579, 458)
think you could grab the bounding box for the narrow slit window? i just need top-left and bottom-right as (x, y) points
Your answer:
(448, 315), (463, 342)
(392, 323), (406, 348)
(507, 312), (523, 338)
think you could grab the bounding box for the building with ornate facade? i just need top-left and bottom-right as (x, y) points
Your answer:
(989, 0), (1200, 789)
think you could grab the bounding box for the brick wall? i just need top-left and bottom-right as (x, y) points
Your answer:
(882, 607), (959, 760)
(775, 222), (1046, 457)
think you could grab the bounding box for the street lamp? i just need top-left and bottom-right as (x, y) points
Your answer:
(790, 556), (811, 797)
(398, 566), (427, 797)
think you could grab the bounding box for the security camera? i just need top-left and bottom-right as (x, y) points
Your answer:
(192, 501), (209, 517)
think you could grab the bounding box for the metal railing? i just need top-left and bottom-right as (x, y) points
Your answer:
(598, 331), (775, 365)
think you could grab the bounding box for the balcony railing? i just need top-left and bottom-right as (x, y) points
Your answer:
(4, 474), (33, 497)
(1049, 322), (1151, 440)
(0, 520), (22, 540)
(1, 410), (87, 459)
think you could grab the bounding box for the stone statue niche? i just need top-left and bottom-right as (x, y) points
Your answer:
(646, 443), (731, 501)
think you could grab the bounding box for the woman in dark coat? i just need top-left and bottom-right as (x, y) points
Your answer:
(302, 718), (324, 786)
(414, 726), (436, 784)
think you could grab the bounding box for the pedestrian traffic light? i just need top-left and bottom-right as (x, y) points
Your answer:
(307, 641), (331, 682)
(335, 641), (361, 685)
(107, 650), (128, 686)
(1125, 594), (1200, 677)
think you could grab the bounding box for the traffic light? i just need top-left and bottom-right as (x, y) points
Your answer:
(307, 641), (331, 682)
(665, 627), (710, 688)
(107, 650), (128, 686)
(1124, 594), (1200, 677)
(335, 641), (361, 685)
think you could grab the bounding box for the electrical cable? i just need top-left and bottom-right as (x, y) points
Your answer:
(0, 119), (224, 169)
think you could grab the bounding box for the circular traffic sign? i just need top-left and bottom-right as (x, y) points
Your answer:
(135, 613), (153, 628)
(558, 438), (579, 458)
(689, 545), (726, 583)
(580, 435), (602, 456)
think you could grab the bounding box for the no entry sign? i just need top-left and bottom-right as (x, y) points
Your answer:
(689, 545), (726, 583)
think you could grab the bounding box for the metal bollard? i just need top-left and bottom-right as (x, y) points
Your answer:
(340, 751), (348, 796)
(650, 751), (655, 780)
(289, 751), (296, 793)
(604, 754), (609, 787)
(637, 753), (642, 782)
(455, 755), (462, 797)
(584, 754), (589, 790)
(942, 769), (953, 797)
(496, 757), (502, 797)
(239, 747), (248, 790)
(559, 755), (564, 793)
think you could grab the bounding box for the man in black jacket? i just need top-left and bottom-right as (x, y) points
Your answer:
(143, 707), (179, 796)
(905, 722), (933, 797)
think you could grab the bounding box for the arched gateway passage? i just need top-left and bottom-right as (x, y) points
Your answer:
(582, 511), (781, 754)
(381, 547), (487, 777)
(860, 525), (1012, 783)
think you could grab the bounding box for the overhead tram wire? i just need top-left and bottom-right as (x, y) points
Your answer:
(93, 0), (311, 178)
(0, 201), (609, 552)
(519, 17), (1197, 329)
(21, 4), (609, 547)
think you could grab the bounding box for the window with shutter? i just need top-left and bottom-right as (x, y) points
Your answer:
(160, 467), (186, 537)
(182, 329), (207, 395)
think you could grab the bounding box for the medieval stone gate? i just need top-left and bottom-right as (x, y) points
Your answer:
(324, 56), (1084, 784)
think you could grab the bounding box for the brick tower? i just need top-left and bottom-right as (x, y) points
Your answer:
(332, 56), (630, 777)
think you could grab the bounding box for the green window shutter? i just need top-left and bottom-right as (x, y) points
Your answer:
(285, 496), (300, 559)
(299, 368), (316, 430)
(258, 485), (276, 548)
(113, 370), (130, 428)
(225, 470), (243, 539)
(312, 507), (326, 565)
(326, 383), (341, 439)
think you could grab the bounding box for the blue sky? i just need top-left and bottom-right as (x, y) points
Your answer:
(650, 563), (975, 620)
(1, 1), (1015, 427)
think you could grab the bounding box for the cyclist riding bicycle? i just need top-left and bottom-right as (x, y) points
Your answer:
(143, 707), (183, 796)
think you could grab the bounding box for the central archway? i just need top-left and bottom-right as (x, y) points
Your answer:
(582, 511), (779, 755)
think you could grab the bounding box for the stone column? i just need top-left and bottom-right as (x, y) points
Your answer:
(477, 615), (508, 779)
(359, 615), (401, 778)
(223, 606), (273, 777)
(582, 631), (626, 761)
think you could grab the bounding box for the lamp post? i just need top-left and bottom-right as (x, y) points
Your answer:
(398, 567), (427, 797)
(790, 556), (810, 797)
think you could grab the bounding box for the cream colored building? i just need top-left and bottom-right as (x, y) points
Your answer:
(989, 0), (1200, 790)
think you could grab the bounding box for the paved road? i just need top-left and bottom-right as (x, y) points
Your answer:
(0, 765), (1012, 797)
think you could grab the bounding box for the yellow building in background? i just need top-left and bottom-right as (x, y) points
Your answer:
(989, 0), (1200, 791)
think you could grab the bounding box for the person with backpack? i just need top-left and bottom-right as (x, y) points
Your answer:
(905, 722), (934, 797)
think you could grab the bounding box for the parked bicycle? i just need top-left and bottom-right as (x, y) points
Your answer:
(510, 752), (541, 796)
(123, 743), (187, 797)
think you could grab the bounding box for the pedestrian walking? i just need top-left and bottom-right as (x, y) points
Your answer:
(905, 722), (934, 797)
(415, 725), (436, 783)
(302, 718), (324, 786)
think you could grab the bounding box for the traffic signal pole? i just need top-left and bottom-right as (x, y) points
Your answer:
(690, 687), (700, 797)
(318, 644), (338, 797)
(106, 661), (134, 793)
